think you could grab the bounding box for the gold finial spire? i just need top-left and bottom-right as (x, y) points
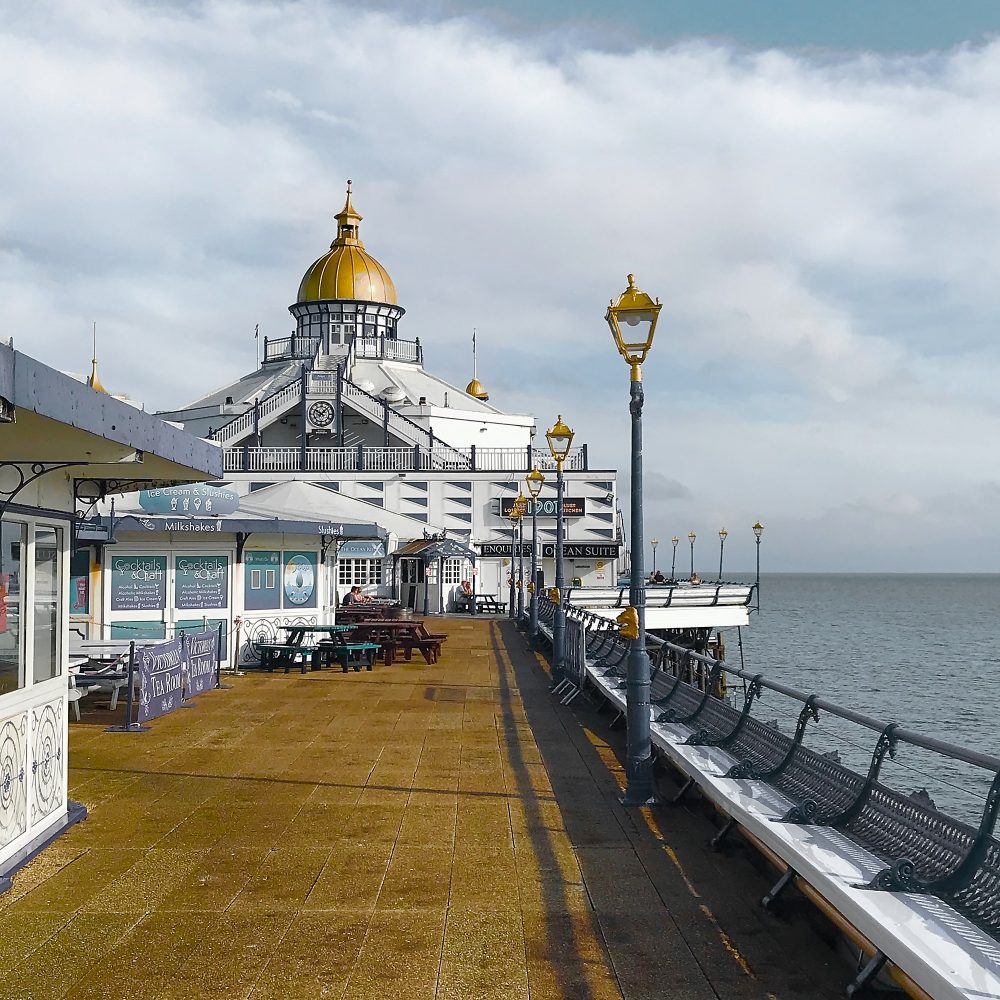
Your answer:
(466, 327), (489, 400)
(87, 321), (108, 394)
(333, 178), (364, 247)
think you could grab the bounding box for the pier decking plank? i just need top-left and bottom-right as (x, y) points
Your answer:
(0, 619), (845, 999)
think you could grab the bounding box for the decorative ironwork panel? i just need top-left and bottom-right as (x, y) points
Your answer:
(30, 700), (64, 823)
(0, 713), (27, 848)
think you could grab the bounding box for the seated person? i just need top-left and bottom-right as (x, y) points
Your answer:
(653, 570), (666, 584)
(342, 586), (372, 606)
(688, 572), (702, 585)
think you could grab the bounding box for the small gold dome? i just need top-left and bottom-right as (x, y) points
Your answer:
(466, 378), (489, 401)
(297, 181), (397, 305)
(87, 358), (108, 394)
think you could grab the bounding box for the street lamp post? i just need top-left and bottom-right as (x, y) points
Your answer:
(507, 499), (521, 620)
(514, 491), (527, 621)
(526, 467), (545, 643)
(718, 527), (728, 581)
(546, 415), (574, 685)
(670, 536), (678, 581)
(753, 521), (764, 613)
(606, 273), (662, 806)
(651, 538), (659, 577)
(688, 530), (696, 578)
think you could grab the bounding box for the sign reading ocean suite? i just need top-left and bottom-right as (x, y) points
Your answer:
(111, 555), (166, 611)
(174, 556), (229, 610)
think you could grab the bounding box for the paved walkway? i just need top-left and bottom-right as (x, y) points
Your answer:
(0, 620), (846, 999)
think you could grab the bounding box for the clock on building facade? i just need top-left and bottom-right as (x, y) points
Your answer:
(308, 400), (335, 428)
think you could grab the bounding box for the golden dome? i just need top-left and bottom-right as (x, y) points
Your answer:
(297, 181), (397, 305)
(87, 357), (107, 394)
(466, 378), (489, 401)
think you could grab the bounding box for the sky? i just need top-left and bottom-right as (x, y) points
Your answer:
(3, 1), (1000, 572)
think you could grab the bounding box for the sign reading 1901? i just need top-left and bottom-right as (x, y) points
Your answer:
(499, 497), (585, 518)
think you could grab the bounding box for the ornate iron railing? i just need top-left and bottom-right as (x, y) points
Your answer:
(224, 444), (591, 473)
(536, 596), (1000, 942)
(262, 334), (322, 362)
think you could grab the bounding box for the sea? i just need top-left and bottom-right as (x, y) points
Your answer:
(722, 574), (1000, 827)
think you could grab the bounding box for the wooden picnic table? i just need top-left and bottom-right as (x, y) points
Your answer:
(257, 642), (322, 674)
(278, 624), (356, 646)
(345, 620), (447, 666)
(460, 594), (507, 614)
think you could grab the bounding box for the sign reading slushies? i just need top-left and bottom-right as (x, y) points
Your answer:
(184, 629), (220, 697)
(138, 484), (240, 516)
(175, 556), (229, 610)
(500, 497), (585, 518)
(283, 551), (317, 609)
(137, 637), (184, 722)
(111, 555), (166, 611)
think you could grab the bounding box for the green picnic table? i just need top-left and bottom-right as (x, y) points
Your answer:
(257, 642), (321, 674)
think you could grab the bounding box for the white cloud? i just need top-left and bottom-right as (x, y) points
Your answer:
(2, 1), (1000, 567)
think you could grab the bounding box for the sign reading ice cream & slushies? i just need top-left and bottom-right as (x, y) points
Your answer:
(174, 555), (229, 610)
(111, 555), (167, 611)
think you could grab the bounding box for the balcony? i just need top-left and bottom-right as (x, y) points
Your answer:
(224, 444), (590, 474)
(262, 335), (322, 363)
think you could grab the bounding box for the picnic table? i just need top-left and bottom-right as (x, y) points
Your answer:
(278, 624), (356, 645)
(460, 594), (507, 615)
(345, 620), (447, 666)
(257, 642), (322, 674)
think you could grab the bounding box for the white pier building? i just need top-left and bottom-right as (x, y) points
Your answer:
(156, 184), (621, 609)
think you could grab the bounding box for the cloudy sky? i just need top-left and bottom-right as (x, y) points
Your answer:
(3, 1), (1000, 572)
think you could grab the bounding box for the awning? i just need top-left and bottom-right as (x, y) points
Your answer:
(103, 514), (384, 540)
(393, 538), (477, 562)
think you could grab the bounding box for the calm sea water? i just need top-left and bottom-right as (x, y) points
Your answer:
(727, 574), (1000, 826)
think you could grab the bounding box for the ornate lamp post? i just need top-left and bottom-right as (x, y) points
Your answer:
(525, 466), (545, 643)
(606, 273), (661, 806)
(670, 536), (679, 581)
(688, 530), (696, 578)
(507, 497), (522, 620)
(753, 521), (764, 613)
(651, 538), (659, 577)
(514, 490), (527, 621)
(717, 527), (728, 580)
(546, 414), (574, 684)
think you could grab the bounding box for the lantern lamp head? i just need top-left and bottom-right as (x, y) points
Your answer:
(753, 521), (764, 541)
(671, 536), (679, 546)
(606, 273), (662, 379)
(719, 527), (728, 541)
(687, 531), (696, 543)
(525, 466), (545, 499)
(546, 414), (575, 467)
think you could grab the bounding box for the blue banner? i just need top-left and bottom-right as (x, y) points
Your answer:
(184, 630), (219, 697)
(137, 638), (185, 722)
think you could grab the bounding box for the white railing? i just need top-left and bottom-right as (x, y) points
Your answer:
(212, 377), (302, 447)
(354, 336), (423, 364)
(225, 444), (590, 473)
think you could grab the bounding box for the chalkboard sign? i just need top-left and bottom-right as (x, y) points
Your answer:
(174, 556), (229, 610)
(111, 556), (167, 612)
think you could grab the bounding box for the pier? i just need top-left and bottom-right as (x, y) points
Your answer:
(2, 619), (846, 999)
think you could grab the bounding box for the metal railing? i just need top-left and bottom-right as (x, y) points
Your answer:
(548, 596), (1000, 943)
(224, 444), (592, 473)
(353, 336), (423, 364)
(210, 373), (303, 447)
(262, 335), (322, 363)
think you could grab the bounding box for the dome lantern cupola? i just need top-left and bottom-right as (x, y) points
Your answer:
(295, 180), (398, 306)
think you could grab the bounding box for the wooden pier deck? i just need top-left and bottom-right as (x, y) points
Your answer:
(0, 620), (846, 999)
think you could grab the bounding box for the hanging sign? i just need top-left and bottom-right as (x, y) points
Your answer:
(139, 485), (240, 516)
(500, 497), (585, 518)
(137, 638), (185, 722)
(283, 551), (318, 608)
(338, 541), (386, 559)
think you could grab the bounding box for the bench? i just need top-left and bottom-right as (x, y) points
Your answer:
(581, 651), (1000, 998)
(256, 642), (320, 674)
(315, 641), (382, 673)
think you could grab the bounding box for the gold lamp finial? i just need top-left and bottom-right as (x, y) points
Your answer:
(333, 178), (364, 247)
(87, 321), (108, 395)
(606, 273), (662, 381)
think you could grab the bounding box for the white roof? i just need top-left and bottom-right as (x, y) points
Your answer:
(569, 584), (753, 630)
(239, 481), (445, 540)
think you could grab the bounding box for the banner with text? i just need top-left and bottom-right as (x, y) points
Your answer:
(183, 629), (220, 698)
(137, 638), (185, 722)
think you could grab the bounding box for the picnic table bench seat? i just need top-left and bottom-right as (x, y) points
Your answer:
(315, 641), (381, 672)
